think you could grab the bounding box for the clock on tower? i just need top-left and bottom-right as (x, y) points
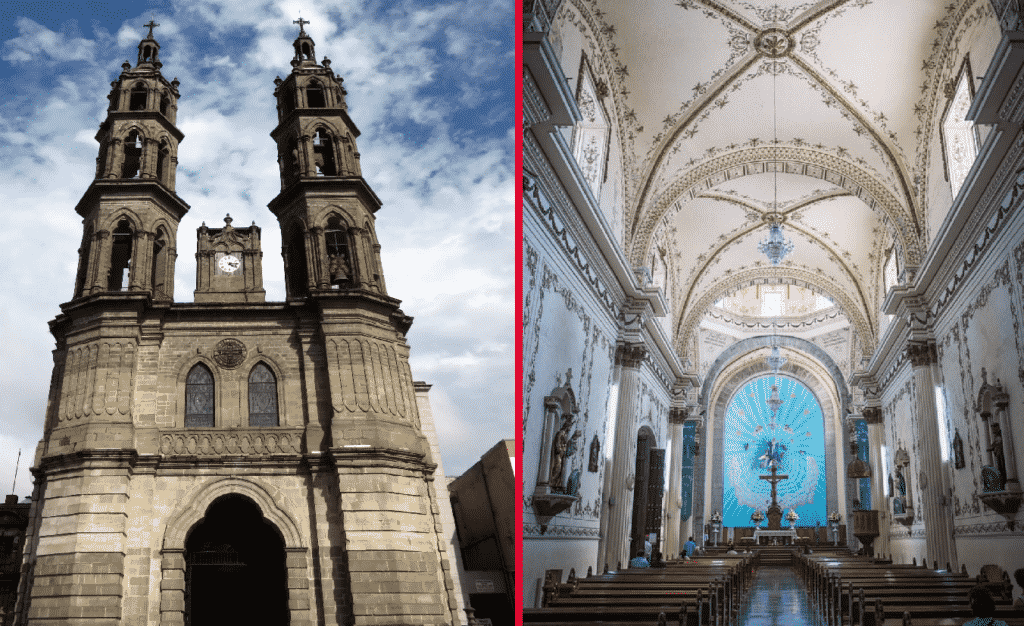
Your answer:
(194, 214), (265, 302)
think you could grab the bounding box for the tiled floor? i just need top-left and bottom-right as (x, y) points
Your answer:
(736, 566), (820, 626)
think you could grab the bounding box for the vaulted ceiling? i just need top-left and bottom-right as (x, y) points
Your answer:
(575, 0), (966, 358)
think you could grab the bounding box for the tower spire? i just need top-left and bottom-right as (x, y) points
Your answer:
(137, 19), (162, 67)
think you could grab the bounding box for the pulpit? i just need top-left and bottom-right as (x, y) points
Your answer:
(852, 509), (879, 555)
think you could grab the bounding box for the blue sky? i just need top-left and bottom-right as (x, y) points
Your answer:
(0, 0), (513, 497)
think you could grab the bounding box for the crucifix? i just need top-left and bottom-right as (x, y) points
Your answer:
(759, 464), (789, 509)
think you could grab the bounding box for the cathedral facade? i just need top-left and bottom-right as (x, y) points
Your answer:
(14, 23), (464, 626)
(524, 0), (1024, 609)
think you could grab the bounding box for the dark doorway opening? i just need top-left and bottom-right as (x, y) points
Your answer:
(629, 428), (665, 559)
(185, 495), (289, 626)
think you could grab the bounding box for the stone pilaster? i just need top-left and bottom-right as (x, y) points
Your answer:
(862, 405), (889, 558)
(598, 343), (646, 570)
(905, 341), (956, 569)
(664, 406), (687, 559)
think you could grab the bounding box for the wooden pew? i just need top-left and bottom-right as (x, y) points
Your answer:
(526, 555), (753, 626)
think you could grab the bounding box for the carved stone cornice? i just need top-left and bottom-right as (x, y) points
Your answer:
(615, 342), (647, 368)
(668, 406), (689, 425)
(862, 406), (882, 424)
(905, 341), (937, 367)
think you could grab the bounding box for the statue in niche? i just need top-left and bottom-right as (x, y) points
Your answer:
(887, 473), (894, 497)
(984, 422), (1007, 492)
(550, 414), (581, 492)
(953, 429), (965, 470)
(588, 435), (600, 473)
(893, 467), (907, 515)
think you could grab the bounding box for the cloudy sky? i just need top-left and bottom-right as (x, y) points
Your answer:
(0, 0), (513, 498)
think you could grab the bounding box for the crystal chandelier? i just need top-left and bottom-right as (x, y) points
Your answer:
(765, 335), (787, 372)
(766, 384), (784, 415)
(758, 220), (794, 265)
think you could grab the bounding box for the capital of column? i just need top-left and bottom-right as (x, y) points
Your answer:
(862, 406), (882, 424)
(905, 341), (937, 367)
(615, 342), (647, 368)
(668, 406), (689, 425)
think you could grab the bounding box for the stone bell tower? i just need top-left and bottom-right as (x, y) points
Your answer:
(73, 20), (187, 302)
(269, 18), (387, 297)
(16, 19), (463, 626)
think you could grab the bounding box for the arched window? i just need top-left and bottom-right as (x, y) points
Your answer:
(248, 363), (279, 427)
(156, 140), (170, 185)
(159, 92), (170, 117)
(325, 216), (351, 287)
(312, 128), (337, 176)
(122, 131), (142, 178)
(306, 80), (326, 108)
(285, 224), (309, 298)
(108, 219), (133, 291)
(141, 45), (155, 63)
(74, 227), (93, 297)
(151, 228), (168, 298)
(185, 364), (214, 427)
(129, 84), (147, 111)
(300, 42), (313, 60)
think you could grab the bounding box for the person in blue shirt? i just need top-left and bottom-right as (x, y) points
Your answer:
(683, 536), (697, 559)
(629, 549), (650, 568)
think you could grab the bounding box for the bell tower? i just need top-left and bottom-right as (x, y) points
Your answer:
(268, 18), (387, 298)
(72, 20), (188, 302)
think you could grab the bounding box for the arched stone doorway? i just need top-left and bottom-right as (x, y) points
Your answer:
(185, 494), (288, 626)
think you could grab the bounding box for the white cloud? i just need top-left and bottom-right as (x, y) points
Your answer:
(3, 17), (97, 63)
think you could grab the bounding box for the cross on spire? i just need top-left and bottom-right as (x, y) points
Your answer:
(293, 17), (310, 34)
(144, 19), (160, 38)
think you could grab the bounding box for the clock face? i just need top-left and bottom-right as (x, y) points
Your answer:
(218, 254), (241, 273)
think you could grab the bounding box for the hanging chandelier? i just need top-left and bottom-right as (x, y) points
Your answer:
(766, 384), (784, 415)
(758, 53), (794, 265)
(765, 335), (787, 372)
(759, 220), (794, 265)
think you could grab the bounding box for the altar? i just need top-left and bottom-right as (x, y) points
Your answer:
(752, 528), (798, 545)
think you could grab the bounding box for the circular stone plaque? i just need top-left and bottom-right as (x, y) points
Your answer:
(213, 338), (247, 368)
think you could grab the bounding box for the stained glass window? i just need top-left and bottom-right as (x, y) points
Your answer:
(185, 364), (214, 427)
(248, 363), (279, 427)
(722, 376), (827, 526)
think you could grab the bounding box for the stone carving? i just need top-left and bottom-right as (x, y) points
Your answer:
(60, 340), (135, 420)
(159, 429), (303, 456)
(588, 435), (600, 472)
(213, 338), (247, 368)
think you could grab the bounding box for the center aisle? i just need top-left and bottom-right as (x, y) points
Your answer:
(736, 564), (819, 626)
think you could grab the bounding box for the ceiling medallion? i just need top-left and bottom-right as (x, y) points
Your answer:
(754, 28), (793, 58)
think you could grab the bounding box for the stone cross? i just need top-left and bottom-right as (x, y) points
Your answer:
(759, 465), (789, 508)
(294, 17), (310, 34)
(144, 20), (160, 38)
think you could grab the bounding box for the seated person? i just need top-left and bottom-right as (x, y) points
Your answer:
(964, 587), (1009, 626)
(650, 550), (666, 568)
(629, 549), (650, 569)
(1015, 569), (1024, 608)
(683, 536), (697, 558)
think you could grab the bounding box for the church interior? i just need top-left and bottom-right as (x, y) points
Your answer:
(523, 0), (1024, 619)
